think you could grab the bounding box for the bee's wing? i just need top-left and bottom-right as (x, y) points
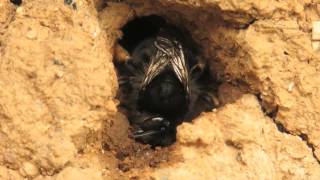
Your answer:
(141, 37), (190, 95)
(170, 43), (190, 94)
(140, 50), (169, 90)
(155, 37), (190, 94)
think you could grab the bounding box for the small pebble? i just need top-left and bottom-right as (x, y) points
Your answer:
(16, 7), (24, 16)
(55, 71), (64, 78)
(312, 21), (320, 41)
(26, 30), (37, 40)
(21, 162), (39, 177)
(287, 82), (294, 92)
(312, 41), (320, 51)
(312, 21), (320, 51)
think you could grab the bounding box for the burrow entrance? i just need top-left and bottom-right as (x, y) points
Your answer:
(99, 0), (278, 174)
(115, 15), (222, 147)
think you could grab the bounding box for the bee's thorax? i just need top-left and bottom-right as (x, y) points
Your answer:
(138, 70), (188, 118)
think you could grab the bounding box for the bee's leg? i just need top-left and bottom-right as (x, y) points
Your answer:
(190, 63), (205, 77)
(133, 128), (176, 147)
(133, 129), (162, 138)
(139, 116), (170, 131)
(131, 115), (176, 146)
(185, 90), (219, 121)
(201, 91), (220, 108)
(130, 114), (169, 131)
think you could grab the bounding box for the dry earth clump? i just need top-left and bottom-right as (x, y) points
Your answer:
(0, 0), (320, 179)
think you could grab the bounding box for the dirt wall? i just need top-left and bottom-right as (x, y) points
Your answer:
(0, 0), (320, 179)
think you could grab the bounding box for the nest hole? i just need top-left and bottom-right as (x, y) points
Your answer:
(118, 15), (167, 53)
(10, 0), (22, 6)
(114, 15), (221, 148)
(100, 2), (278, 174)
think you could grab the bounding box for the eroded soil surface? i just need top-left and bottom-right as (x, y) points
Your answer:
(0, 0), (320, 179)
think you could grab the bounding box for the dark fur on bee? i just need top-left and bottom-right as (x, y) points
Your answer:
(117, 27), (217, 146)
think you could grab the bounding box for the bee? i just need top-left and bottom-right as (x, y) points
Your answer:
(116, 27), (217, 146)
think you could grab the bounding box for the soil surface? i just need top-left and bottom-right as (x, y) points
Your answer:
(0, 0), (320, 179)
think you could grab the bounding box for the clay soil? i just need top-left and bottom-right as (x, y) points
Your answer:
(1, 0), (320, 179)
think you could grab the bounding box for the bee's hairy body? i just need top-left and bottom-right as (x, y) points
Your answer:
(117, 28), (216, 146)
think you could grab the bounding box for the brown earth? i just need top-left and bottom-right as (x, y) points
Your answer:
(0, 0), (320, 179)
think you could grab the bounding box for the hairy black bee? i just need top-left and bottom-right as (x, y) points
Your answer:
(116, 26), (217, 146)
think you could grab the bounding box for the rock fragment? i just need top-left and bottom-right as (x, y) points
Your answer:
(20, 162), (39, 178)
(312, 21), (320, 51)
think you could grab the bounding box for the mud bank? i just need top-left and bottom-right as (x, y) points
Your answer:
(0, 0), (320, 179)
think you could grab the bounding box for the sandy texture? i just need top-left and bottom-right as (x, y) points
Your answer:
(0, 0), (117, 178)
(133, 95), (320, 179)
(0, 0), (320, 179)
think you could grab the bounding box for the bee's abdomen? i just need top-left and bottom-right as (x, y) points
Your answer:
(138, 70), (188, 118)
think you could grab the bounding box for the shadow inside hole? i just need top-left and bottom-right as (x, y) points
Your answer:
(115, 15), (220, 147)
(10, 0), (22, 6)
(119, 15), (167, 53)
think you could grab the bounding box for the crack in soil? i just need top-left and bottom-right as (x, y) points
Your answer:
(234, 18), (257, 30)
(271, 114), (320, 164)
(299, 133), (320, 164)
(256, 93), (320, 164)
